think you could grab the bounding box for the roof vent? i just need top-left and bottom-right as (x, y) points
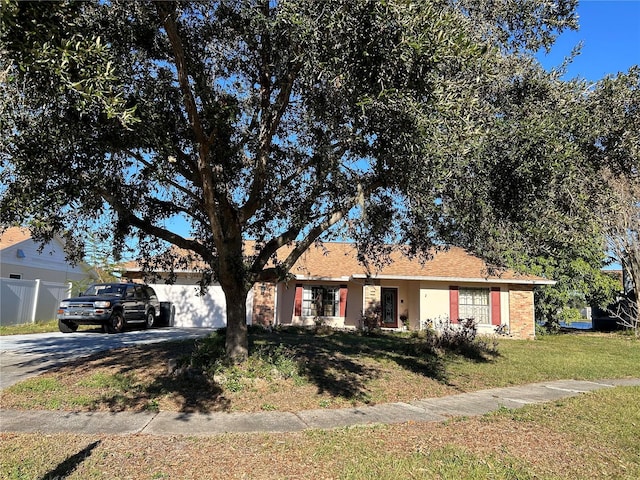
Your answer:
(16, 249), (25, 258)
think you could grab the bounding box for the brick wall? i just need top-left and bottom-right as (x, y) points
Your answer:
(508, 286), (535, 339)
(252, 282), (275, 326)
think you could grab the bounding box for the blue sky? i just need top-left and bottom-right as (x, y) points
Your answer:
(537, 0), (640, 81)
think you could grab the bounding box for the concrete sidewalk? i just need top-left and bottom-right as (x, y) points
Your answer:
(1, 378), (638, 436)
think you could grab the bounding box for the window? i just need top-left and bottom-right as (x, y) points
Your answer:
(145, 286), (157, 301)
(302, 285), (340, 317)
(9, 273), (22, 279)
(458, 288), (490, 324)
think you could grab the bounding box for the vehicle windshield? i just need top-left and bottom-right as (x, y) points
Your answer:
(83, 284), (126, 297)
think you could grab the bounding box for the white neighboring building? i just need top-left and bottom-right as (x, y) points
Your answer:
(0, 227), (90, 283)
(0, 227), (95, 325)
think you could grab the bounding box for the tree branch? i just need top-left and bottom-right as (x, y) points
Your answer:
(155, 2), (207, 146)
(155, 1), (230, 245)
(239, 3), (301, 223)
(101, 191), (211, 262)
(125, 149), (201, 204)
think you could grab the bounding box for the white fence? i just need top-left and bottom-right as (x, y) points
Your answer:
(0, 278), (71, 326)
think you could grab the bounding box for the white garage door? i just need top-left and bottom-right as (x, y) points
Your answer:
(149, 283), (253, 328)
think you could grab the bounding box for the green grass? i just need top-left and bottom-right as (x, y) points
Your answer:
(76, 372), (137, 391)
(506, 385), (640, 452)
(449, 333), (640, 387)
(0, 319), (97, 335)
(312, 386), (640, 479)
(1, 387), (637, 479)
(7, 377), (63, 394)
(0, 320), (59, 335)
(1, 329), (638, 415)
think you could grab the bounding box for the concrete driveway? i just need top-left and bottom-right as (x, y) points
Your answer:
(0, 327), (213, 389)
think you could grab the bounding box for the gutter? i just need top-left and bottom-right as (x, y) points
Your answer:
(123, 270), (556, 286)
(350, 273), (556, 286)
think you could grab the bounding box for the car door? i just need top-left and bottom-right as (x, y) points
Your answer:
(144, 286), (160, 315)
(123, 285), (141, 321)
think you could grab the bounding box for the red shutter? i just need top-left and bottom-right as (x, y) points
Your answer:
(339, 285), (348, 317)
(491, 287), (501, 326)
(449, 286), (459, 324)
(294, 284), (303, 317)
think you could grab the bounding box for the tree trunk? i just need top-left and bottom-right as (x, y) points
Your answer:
(622, 262), (640, 335)
(222, 282), (250, 362)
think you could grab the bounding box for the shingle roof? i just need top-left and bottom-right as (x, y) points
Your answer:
(125, 241), (553, 285)
(284, 242), (552, 285)
(0, 227), (32, 251)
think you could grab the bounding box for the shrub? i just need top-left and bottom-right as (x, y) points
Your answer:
(190, 331), (226, 370)
(410, 317), (499, 358)
(360, 305), (382, 333)
(439, 318), (478, 349)
(535, 322), (550, 336)
(187, 334), (306, 392)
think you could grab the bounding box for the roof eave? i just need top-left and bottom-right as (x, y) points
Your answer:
(123, 269), (556, 286)
(350, 273), (556, 286)
(293, 275), (352, 282)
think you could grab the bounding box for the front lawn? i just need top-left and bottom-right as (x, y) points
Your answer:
(0, 320), (97, 336)
(1, 328), (638, 414)
(1, 386), (638, 479)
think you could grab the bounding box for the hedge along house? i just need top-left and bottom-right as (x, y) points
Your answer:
(255, 242), (554, 339)
(125, 241), (553, 339)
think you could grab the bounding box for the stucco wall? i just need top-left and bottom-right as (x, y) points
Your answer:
(1, 239), (88, 283)
(276, 280), (363, 328)
(419, 281), (451, 325)
(344, 282), (363, 328)
(418, 282), (534, 338)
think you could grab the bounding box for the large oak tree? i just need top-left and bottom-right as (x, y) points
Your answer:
(590, 68), (640, 333)
(1, 0), (584, 359)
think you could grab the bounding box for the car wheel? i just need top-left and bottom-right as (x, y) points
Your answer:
(106, 311), (125, 334)
(143, 309), (155, 329)
(58, 319), (78, 333)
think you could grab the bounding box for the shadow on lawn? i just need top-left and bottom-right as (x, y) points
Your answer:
(252, 328), (500, 403)
(40, 328), (499, 414)
(51, 340), (232, 414)
(39, 440), (101, 480)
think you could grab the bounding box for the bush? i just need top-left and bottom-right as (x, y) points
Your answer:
(360, 305), (382, 333)
(187, 334), (305, 392)
(439, 318), (478, 349)
(189, 331), (226, 370)
(535, 322), (550, 336)
(410, 318), (499, 359)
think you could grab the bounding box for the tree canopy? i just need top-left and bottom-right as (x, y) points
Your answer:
(590, 67), (640, 332)
(1, 0), (597, 358)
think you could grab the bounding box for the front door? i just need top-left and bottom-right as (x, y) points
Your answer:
(381, 288), (398, 328)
